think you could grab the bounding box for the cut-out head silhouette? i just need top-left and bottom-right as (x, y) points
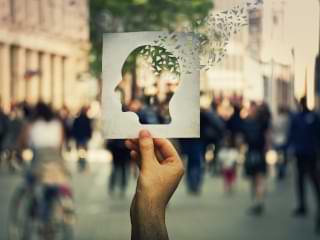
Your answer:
(115, 45), (181, 124)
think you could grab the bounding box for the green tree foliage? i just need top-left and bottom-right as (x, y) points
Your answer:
(89, 0), (214, 77)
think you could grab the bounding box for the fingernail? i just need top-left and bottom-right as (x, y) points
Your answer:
(140, 130), (151, 139)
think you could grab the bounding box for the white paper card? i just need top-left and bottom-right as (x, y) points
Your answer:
(101, 32), (199, 139)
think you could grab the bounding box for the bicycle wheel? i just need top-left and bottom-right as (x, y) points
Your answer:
(39, 194), (75, 240)
(8, 184), (38, 240)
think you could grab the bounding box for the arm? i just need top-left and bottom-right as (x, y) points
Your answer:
(126, 130), (184, 240)
(130, 196), (168, 240)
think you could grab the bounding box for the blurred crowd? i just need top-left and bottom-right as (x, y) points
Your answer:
(121, 96), (172, 125)
(0, 101), (94, 172)
(0, 92), (320, 234)
(195, 93), (320, 233)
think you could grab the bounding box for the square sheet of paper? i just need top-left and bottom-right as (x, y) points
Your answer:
(101, 32), (199, 139)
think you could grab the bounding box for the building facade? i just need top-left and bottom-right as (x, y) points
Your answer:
(203, 0), (295, 114)
(0, 0), (90, 111)
(258, 0), (294, 114)
(201, 0), (249, 98)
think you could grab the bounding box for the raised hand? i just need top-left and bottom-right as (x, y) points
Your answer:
(125, 130), (184, 240)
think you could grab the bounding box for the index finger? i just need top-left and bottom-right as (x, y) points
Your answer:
(154, 138), (179, 159)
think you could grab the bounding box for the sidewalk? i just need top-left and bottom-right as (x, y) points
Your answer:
(0, 162), (318, 240)
(71, 162), (319, 240)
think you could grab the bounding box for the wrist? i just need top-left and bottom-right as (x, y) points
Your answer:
(131, 193), (166, 219)
(131, 196), (168, 240)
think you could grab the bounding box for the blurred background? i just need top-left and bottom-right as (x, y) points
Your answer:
(0, 0), (320, 240)
(115, 44), (181, 124)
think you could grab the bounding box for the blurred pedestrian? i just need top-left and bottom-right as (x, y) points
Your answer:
(72, 106), (92, 171)
(0, 105), (9, 168)
(200, 93), (225, 175)
(180, 139), (203, 195)
(1, 106), (26, 171)
(226, 101), (243, 147)
(20, 101), (34, 120)
(272, 106), (290, 180)
(200, 95), (225, 175)
(16, 102), (73, 236)
(137, 97), (161, 124)
(59, 106), (74, 152)
(217, 132), (239, 194)
(107, 140), (131, 197)
(18, 102), (70, 183)
(242, 102), (270, 216)
(288, 97), (320, 234)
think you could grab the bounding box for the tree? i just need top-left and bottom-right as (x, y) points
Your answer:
(89, 0), (214, 77)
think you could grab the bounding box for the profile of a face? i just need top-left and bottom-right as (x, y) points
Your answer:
(115, 45), (181, 124)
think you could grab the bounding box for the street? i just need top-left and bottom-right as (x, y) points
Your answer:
(0, 162), (318, 240)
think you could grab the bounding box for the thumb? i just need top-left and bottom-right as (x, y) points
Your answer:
(139, 130), (155, 169)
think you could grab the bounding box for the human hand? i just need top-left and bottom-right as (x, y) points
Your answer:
(126, 130), (184, 210)
(125, 130), (184, 240)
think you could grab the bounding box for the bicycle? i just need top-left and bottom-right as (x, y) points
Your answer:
(8, 172), (75, 240)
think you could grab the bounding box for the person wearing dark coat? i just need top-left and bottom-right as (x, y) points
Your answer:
(72, 107), (92, 170)
(107, 140), (131, 196)
(0, 107), (9, 168)
(72, 108), (92, 148)
(288, 97), (320, 234)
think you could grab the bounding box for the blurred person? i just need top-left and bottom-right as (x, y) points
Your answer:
(180, 139), (203, 195)
(200, 95), (225, 175)
(126, 99), (142, 113)
(11, 102), (74, 239)
(157, 101), (171, 124)
(129, 97), (165, 124)
(1, 106), (26, 172)
(272, 106), (290, 180)
(20, 100), (34, 120)
(242, 102), (270, 216)
(0, 104), (9, 168)
(258, 102), (272, 130)
(107, 140), (131, 197)
(59, 105), (74, 152)
(226, 101), (243, 147)
(72, 106), (92, 171)
(125, 130), (184, 240)
(19, 102), (69, 181)
(217, 132), (239, 194)
(137, 96), (161, 124)
(288, 97), (320, 234)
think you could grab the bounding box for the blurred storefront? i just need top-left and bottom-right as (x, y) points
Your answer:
(0, 0), (90, 112)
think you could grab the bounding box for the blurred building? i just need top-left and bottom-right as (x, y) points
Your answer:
(202, 0), (249, 98)
(0, 0), (90, 112)
(259, 0), (294, 114)
(202, 0), (295, 114)
(285, 0), (320, 110)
